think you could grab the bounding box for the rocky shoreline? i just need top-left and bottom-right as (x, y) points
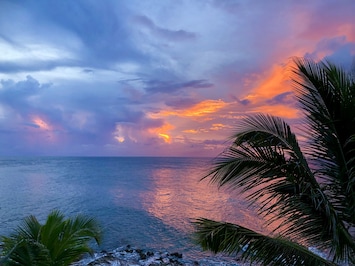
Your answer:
(71, 245), (246, 266)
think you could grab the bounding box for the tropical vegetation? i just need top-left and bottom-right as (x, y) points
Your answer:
(194, 58), (355, 265)
(0, 210), (101, 266)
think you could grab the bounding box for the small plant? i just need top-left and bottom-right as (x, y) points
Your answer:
(0, 210), (101, 266)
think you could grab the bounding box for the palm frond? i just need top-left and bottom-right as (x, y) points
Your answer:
(51, 214), (102, 264)
(203, 111), (355, 262)
(206, 115), (325, 239)
(0, 210), (102, 265)
(292, 58), (355, 224)
(196, 58), (355, 264)
(193, 218), (335, 266)
(15, 215), (42, 242)
(0, 237), (50, 266)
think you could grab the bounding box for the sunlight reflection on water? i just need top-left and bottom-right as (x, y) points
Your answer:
(0, 157), (269, 260)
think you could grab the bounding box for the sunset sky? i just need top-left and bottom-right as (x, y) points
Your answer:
(0, 0), (354, 157)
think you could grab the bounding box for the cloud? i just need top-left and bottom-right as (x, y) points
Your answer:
(165, 97), (199, 109)
(306, 36), (355, 62)
(134, 15), (197, 41)
(267, 91), (294, 105)
(150, 99), (228, 120)
(31, 1), (141, 64)
(113, 117), (175, 147)
(144, 79), (213, 93)
(0, 0), (146, 73)
(229, 94), (251, 106)
(0, 75), (52, 110)
(0, 75), (143, 153)
(0, 0), (354, 156)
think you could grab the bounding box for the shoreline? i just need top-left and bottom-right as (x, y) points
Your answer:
(71, 245), (248, 266)
(2, 243), (330, 265)
(72, 245), (331, 266)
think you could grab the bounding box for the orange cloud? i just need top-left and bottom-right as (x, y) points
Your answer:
(158, 133), (170, 143)
(149, 123), (174, 143)
(240, 64), (301, 120)
(113, 122), (175, 145)
(182, 99), (227, 117)
(149, 99), (228, 120)
(32, 116), (52, 130)
(183, 129), (199, 134)
(245, 64), (290, 101)
(115, 136), (125, 143)
(253, 104), (300, 119)
(210, 123), (231, 131)
(27, 116), (59, 143)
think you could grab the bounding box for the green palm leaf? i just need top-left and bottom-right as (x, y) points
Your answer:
(49, 213), (102, 265)
(205, 113), (347, 251)
(0, 210), (101, 266)
(193, 218), (335, 266)
(293, 58), (355, 226)
(1, 215), (51, 265)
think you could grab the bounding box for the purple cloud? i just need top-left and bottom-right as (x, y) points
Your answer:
(165, 97), (199, 109)
(267, 91), (294, 105)
(0, 0), (354, 156)
(134, 15), (196, 41)
(144, 79), (213, 93)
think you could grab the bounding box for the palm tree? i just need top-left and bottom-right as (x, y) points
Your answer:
(193, 58), (355, 265)
(0, 210), (102, 266)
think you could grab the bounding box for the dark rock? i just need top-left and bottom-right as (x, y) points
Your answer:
(170, 252), (183, 259)
(139, 253), (147, 260)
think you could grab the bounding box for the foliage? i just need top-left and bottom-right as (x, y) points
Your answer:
(0, 210), (101, 266)
(193, 58), (355, 265)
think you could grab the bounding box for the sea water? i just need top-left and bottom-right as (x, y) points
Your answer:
(0, 157), (266, 261)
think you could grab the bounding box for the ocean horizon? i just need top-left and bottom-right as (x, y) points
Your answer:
(0, 156), (266, 261)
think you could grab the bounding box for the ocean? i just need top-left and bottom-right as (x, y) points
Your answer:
(0, 157), (266, 261)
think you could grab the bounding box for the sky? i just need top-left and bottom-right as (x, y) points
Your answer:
(0, 0), (354, 157)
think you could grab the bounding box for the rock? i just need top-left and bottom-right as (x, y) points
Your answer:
(71, 245), (243, 266)
(147, 251), (154, 257)
(87, 252), (117, 265)
(170, 252), (183, 259)
(162, 258), (170, 264)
